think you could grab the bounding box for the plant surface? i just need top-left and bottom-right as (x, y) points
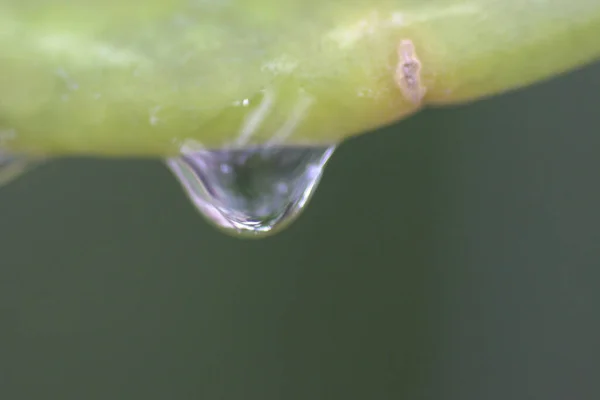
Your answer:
(1, 0), (599, 157)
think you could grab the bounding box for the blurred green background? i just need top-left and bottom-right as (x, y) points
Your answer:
(1, 62), (599, 400)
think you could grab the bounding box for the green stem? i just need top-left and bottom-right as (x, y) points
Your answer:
(1, 0), (599, 157)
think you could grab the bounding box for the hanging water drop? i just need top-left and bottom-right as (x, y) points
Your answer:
(0, 153), (34, 188)
(166, 145), (336, 237)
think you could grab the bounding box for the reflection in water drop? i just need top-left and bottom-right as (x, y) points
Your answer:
(0, 153), (33, 188)
(166, 145), (336, 237)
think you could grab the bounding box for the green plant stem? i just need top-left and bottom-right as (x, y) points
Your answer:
(1, 0), (599, 157)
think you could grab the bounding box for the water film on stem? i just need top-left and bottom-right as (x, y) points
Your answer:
(0, 152), (34, 188)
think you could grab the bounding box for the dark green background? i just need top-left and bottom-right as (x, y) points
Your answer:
(1, 62), (599, 400)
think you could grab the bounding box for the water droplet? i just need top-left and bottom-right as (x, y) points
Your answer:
(0, 153), (34, 187)
(166, 145), (336, 237)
